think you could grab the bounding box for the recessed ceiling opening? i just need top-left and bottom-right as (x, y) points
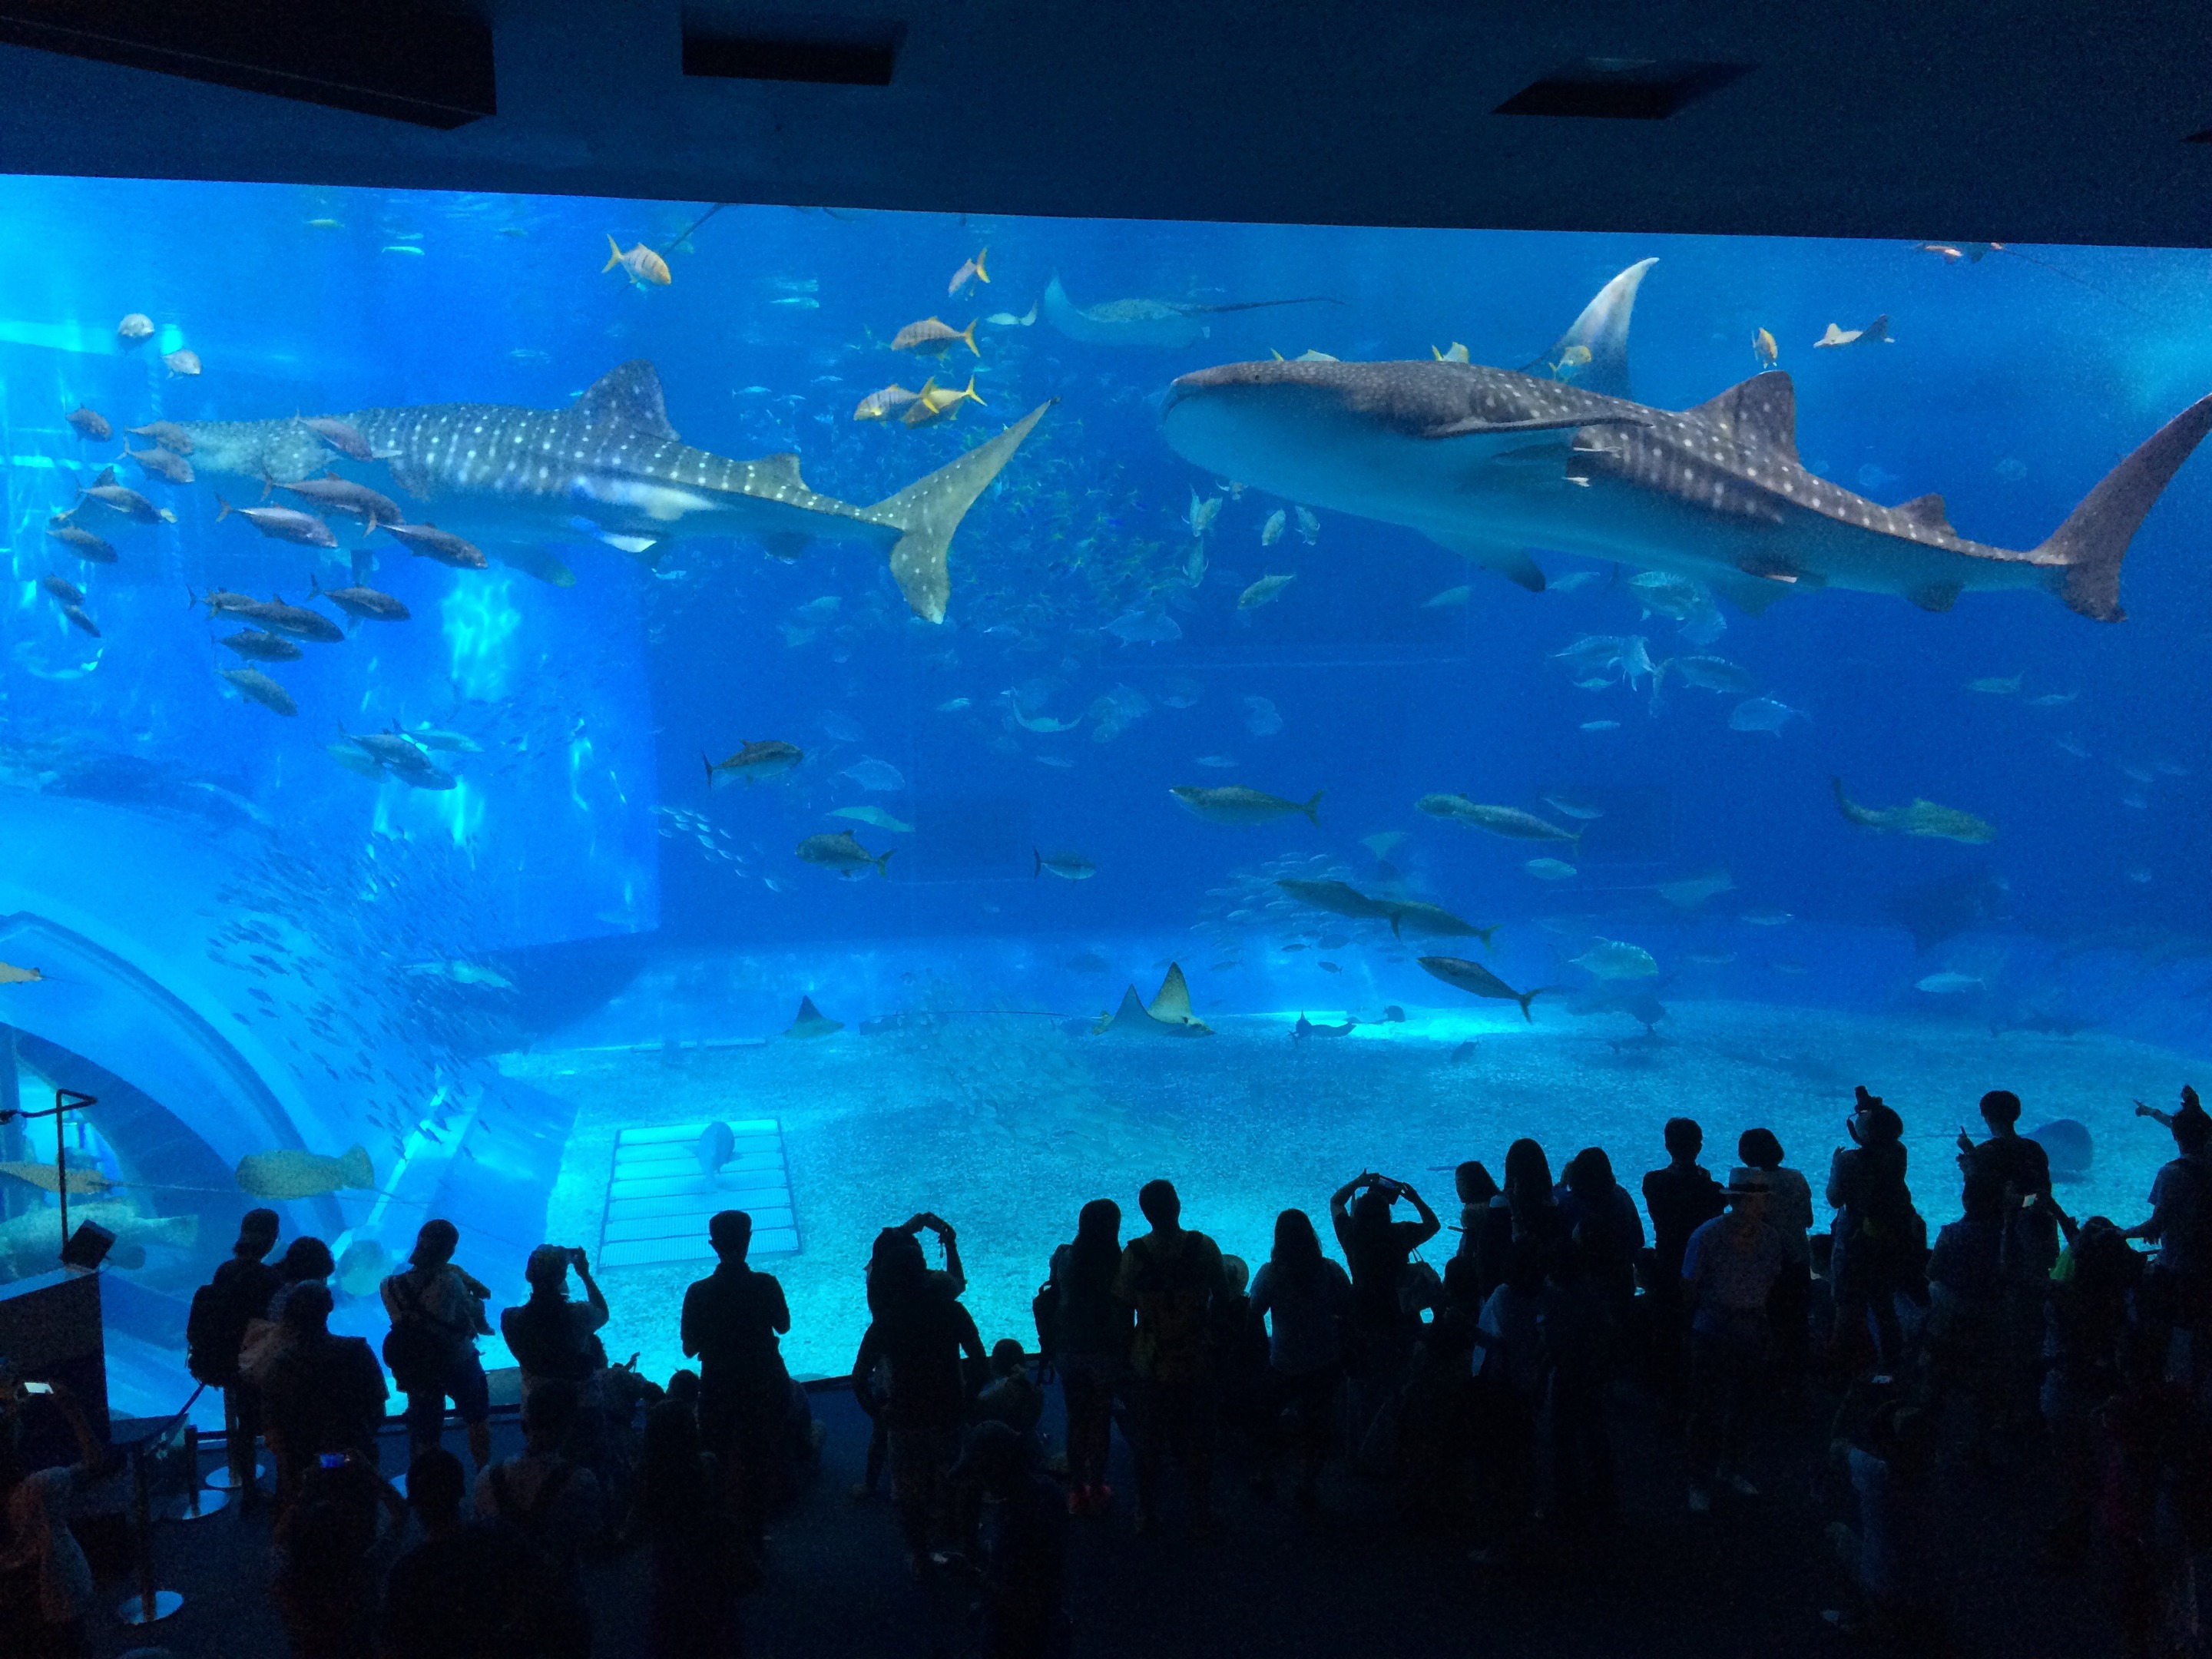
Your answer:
(1495, 58), (1752, 121)
(682, 10), (904, 85)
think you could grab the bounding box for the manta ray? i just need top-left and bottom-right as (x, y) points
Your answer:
(177, 363), (1051, 623)
(1093, 962), (1211, 1037)
(1041, 275), (1343, 350)
(1161, 262), (2211, 622)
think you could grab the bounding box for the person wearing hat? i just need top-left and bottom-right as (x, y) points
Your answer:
(1826, 1088), (1923, 1374)
(935, 1421), (1071, 1659)
(1680, 1169), (1783, 1513)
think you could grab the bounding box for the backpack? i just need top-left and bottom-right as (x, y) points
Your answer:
(1031, 1262), (1062, 1370)
(186, 1273), (251, 1386)
(382, 1271), (462, 1394)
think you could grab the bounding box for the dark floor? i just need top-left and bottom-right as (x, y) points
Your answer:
(81, 1377), (2120, 1659)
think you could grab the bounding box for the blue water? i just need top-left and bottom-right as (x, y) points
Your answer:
(2, 177), (2209, 1400)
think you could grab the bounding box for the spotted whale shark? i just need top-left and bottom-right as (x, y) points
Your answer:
(177, 362), (1051, 622)
(1160, 265), (2211, 621)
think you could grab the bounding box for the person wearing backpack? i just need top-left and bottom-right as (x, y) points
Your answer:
(379, 1220), (494, 1471)
(474, 1381), (602, 1659)
(186, 1207), (282, 1505)
(262, 1283), (389, 1514)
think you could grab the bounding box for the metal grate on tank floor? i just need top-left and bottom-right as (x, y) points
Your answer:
(597, 1119), (798, 1270)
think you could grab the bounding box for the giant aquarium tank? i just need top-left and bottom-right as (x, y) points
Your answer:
(2, 176), (2207, 1413)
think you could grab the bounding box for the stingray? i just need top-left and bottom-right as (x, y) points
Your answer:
(1041, 274), (1343, 349)
(784, 995), (845, 1038)
(2029, 1118), (2094, 1179)
(1094, 962), (1212, 1037)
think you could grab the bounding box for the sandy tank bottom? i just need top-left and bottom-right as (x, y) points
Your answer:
(502, 999), (2204, 1385)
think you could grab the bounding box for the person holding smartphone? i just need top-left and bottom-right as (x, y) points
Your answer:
(0, 1367), (107, 1659)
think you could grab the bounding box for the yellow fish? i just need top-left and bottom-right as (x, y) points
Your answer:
(1432, 343), (1469, 363)
(0, 1161), (111, 1196)
(1753, 327), (1778, 368)
(890, 316), (979, 356)
(947, 247), (990, 296)
(0, 961), (42, 985)
(901, 376), (985, 426)
(603, 235), (671, 287)
(853, 383), (921, 421)
(1550, 343), (1592, 379)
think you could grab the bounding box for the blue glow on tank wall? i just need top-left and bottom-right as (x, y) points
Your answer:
(441, 572), (522, 700)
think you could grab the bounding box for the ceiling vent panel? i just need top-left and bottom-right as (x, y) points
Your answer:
(1495, 58), (1751, 121)
(683, 9), (902, 85)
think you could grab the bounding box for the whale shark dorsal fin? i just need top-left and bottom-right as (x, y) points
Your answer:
(574, 360), (679, 441)
(1688, 371), (1799, 462)
(1527, 257), (1656, 399)
(1148, 962), (1197, 1025)
(1896, 492), (1951, 531)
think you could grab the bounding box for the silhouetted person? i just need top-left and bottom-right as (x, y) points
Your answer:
(1544, 1237), (1620, 1528)
(1828, 1089), (1922, 1374)
(1959, 1088), (2060, 1424)
(1445, 1161), (1503, 1311)
(267, 1235), (338, 1324)
(271, 1452), (406, 1659)
(634, 1396), (740, 1658)
(380, 1220), (494, 1471)
(680, 1210), (792, 1545)
(1923, 1167), (2010, 1458)
(1557, 1147), (1644, 1315)
(1044, 1198), (1131, 1518)
(504, 1245), (610, 1406)
(1824, 1402), (1941, 1650)
(1114, 1178), (1226, 1534)
(974, 1339), (1045, 1438)
(1682, 1171), (1783, 1512)
(0, 1371), (104, 1659)
(190, 1206), (282, 1502)
(1469, 1239), (1547, 1562)
(854, 1226), (985, 1572)
(475, 1381), (601, 1659)
(1644, 1118), (1724, 1388)
(263, 1283), (387, 1512)
(382, 1446), (538, 1659)
(1247, 1207), (1352, 1508)
(1330, 1170), (1441, 1339)
(2123, 1084), (2211, 1382)
(1740, 1128), (1813, 1402)
(2041, 1216), (2141, 1568)
(938, 1421), (1070, 1659)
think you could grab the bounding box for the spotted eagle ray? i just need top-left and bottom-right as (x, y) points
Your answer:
(176, 363), (1051, 623)
(1161, 262), (2211, 621)
(1042, 275), (1342, 350)
(1093, 962), (1211, 1037)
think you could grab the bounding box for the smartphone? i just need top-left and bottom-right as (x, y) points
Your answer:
(22, 1380), (53, 1396)
(319, 1452), (346, 1469)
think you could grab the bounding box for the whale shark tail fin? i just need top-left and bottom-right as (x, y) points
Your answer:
(1525, 258), (1657, 399)
(876, 401), (1055, 622)
(2037, 392), (2212, 623)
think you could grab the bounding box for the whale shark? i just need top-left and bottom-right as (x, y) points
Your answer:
(1160, 265), (2212, 622)
(176, 363), (1051, 623)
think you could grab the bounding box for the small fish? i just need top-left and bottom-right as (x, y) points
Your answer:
(1813, 316), (1889, 349)
(236, 1144), (375, 1199)
(1550, 343), (1593, 379)
(935, 697), (971, 713)
(1184, 489), (1222, 537)
(61, 604), (99, 637)
(217, 497), (335, 547)
(707, 740), (804, 786)
(309, 578), (410, 622)
(1917, 243), (1964, 262)
(1194, 754), (1238, 768)
(1540, 791), (1603, 821)
(2028, 692), (2078, 707)
(796, 830), (893, 878)
(948, 247), (990, 296)
(1171, 785), (1322, 826)
(381, 521), (487, 569)
(840, 756), (906, 793)
(65, 406), (111, 441)
(408, 727), (481, 753)
(115, 313), (154, 346)
(1549, 571), (1603, 592)
(1385, 900), (1496, 947)
(1831, 778), (1995, 844)
(1425, 585), (1472, 608)
(1966, 674), (2022, 694)
(1036, 755), (1076, 769)
(1419, 956), (1545, 1022)
(1238, 573), (1296, 611)
(1260, 509), (1286, 546)
(269, 472), (402, 531)
(770, 296), (819, 308)
(76, 468), (174, 524)
(124, 445), (194, 485)
(163, 348), (201, 376)
(2055, 736), (2090, 759)
(1419, 796), (1581, 846)
(983, 304), (1038, 327)
(1740, 910), (1795, 927)
(831, 805), (912, 833)
(1580, 720), (1619, 732)
(1657, 870), (1735, 909)
(1432, 343), (1469, 363)
(1915, 972), (1984, 995)
(300, 416), (376, 461)
(853, 382), (922, 422)
(38, 575), (84, 606)
(220, 667), (299, 717)
(1525, 858), (1577, 880)
(890, 316), (979, 356)
(1753, 327), (1778, 368)
(604, 235), (672, 286)
(1294, 506), (1320, 543)
(127, 420), (194, 454)
(1571, 939), (1659, 979)
(1104, 608), (1181, 647)
(902, 375), (985, 426)
(1035, 849), (1098, 881)
(1729, 697), (1806, 734)
(382, 244), (426, 257)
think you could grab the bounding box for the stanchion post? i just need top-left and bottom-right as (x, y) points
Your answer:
(118, 1443), (182, 1624)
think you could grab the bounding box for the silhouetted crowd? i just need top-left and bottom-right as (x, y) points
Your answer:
(2, 1081), (2207, 1659)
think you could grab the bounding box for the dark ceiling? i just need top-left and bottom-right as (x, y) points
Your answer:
(2, 1), (2208, 244)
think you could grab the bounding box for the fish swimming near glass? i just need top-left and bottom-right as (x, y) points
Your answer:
(705, 740), (803, 787)
(1094, 962), (1211, 1037)
(175, 363), (1051, 624)
(1417, 955), (1547, 1022)
(1161, 260), (2212, 624)
(1831, 778), (1996, 843)
(236, 1144), (376, 1200)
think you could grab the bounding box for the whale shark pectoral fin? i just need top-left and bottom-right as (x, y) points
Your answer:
(878, 400), (1055, 622)
(1524, 257), (1657, 400)
(1715, 571), (1795, 615)
(1429, 530), (1546, 593)
(1908, 581), (1962, 613)
(574, 360), (679, 439)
